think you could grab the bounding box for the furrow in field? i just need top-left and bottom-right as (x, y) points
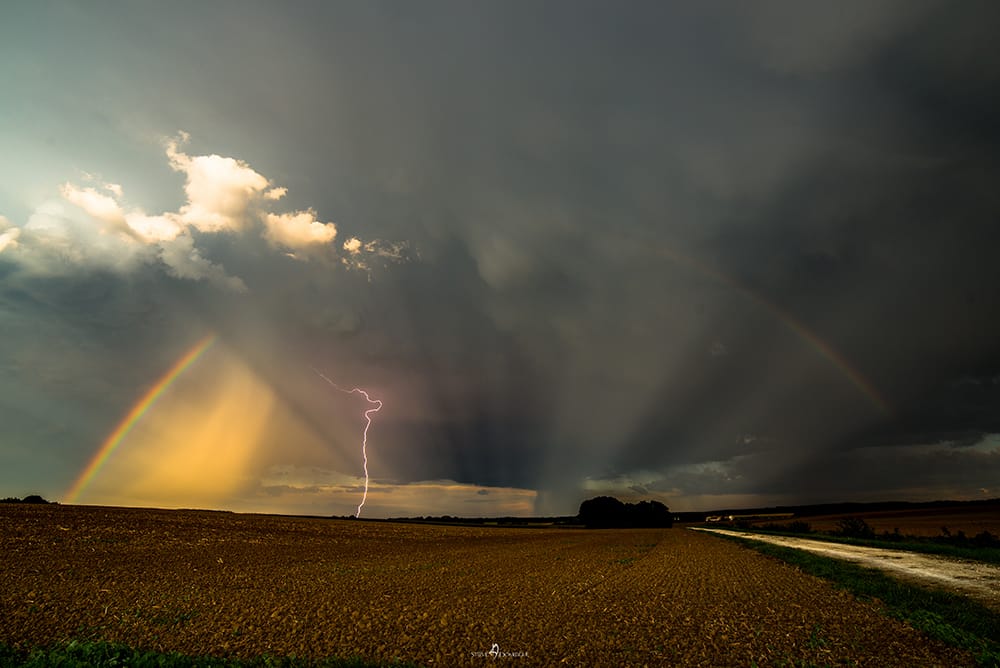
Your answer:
(0, 505), (976, 666)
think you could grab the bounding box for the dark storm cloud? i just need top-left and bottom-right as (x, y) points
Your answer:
(711, 3), (1000, 406)
(2, 1), (999, 513)
(582, 1), (1000, 507)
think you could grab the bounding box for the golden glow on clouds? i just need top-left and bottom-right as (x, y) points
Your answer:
(244, 468), (538, 517)
(0, 132), (409, 288)
(60, 181), (184, 242)
(72, 340), (535, 516)
(343, 237), (363, 254)
(80, 343), (274, 508)
(59, 184), (127, 227)
(264, 210), (338, 251)
(165, 132), (271, 233)
(0, 216), (19, 252)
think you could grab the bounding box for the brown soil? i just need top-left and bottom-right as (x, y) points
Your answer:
(1, 505), (975, 666)
(696, 528), (1000, 611)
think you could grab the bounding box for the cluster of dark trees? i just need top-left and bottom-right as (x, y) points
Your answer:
(0, 495), (53, 504)
(578, 496), (672, 528)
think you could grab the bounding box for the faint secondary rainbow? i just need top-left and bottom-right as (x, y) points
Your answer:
(63, 334), (217, 504)
(651, 242), (891, 416)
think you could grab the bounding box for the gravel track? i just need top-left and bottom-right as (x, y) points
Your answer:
(1, 505), (974, 666)
(693, 527), (1000, 610)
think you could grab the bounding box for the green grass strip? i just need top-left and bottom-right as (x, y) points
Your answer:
(0, 640), (422, 668)
(736, 528), (1000, 566)
(724, 535), (1000, 667)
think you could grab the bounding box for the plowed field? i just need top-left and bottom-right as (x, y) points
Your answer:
(1, 505), (974, 666)
(785, 505), (1000, 538)
(696, 527), (1000, 610)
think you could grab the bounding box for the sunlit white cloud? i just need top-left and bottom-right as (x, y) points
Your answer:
(343, 237), (362, 255)
(263, 210), (337, 252)
(10, 200), (155, 276)
(0, 132), (408, 290)
(55, 181), (239, 289)
(59, 183), (127, 228)
(165, 131), (271, 233)
(60, 182), (184, 242)
(124, 213), (185, 243)
(0, 216), (20, 252)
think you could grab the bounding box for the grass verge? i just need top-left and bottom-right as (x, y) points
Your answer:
(732, 528), (1000, 566)
(0, 640), (422, 668)
(722, 535), (1000, 667)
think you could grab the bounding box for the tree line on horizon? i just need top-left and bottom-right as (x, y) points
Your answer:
(578, 496), (673, 528)
(0, 495), (53, 504)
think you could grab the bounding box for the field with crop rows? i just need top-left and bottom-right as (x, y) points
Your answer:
(1, 505), (976, 666)
(784, 504), (1000, 538)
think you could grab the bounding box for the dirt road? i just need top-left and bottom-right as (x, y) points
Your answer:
(693, 527), (1000, 610)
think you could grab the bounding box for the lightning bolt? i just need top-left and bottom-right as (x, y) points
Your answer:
(313, 368), (383, 517)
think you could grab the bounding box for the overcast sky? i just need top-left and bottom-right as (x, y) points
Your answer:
(2, 1), (999, 516)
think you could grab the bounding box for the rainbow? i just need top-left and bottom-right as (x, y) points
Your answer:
(63, 334), (217, 504)
(652, 243), (891, 416)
